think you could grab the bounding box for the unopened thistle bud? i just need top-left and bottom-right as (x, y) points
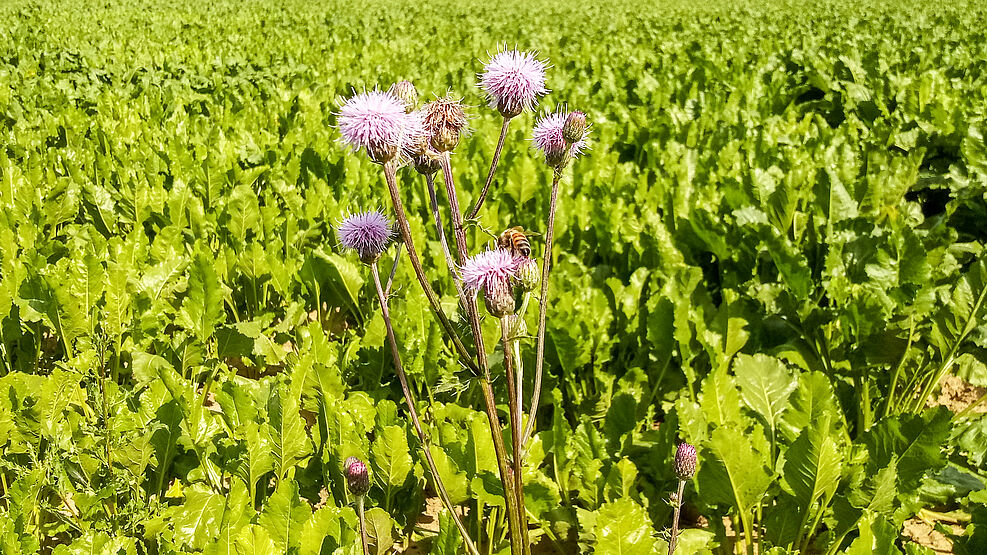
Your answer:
(514, 258), (539, 292)
(562, 111), (587, 143)
(413, 154), (441, 175)
(390, 80), (418, 112)
(367, 142), (399, 165)
(345, 457), (370, 497)
(423, 95), (468, 153)
(673, 443), (697, 480)
(484, 282), (516, 318)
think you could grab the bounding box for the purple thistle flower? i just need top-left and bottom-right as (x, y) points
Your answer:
(337, 210), (394, 263)
(461, 249), (522, 294)
(532, 109), (590, 166)
(674, 442), (698, 480)
(479, 48), (549, 118)
(337, 90), (424, 164)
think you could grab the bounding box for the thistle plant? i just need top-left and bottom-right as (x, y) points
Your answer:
(668, 443), (698, 555)
(334, 48), (587, 555)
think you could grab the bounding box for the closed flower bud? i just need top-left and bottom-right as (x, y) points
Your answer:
(544, 147), (568, 168)
(368, 142), (398, 165)
(514, 258), (539, 292)
(497, 100), (524, 119)
(433, 126), (461, 152)
(390, 80), (418, 112)
(484, 282), (516, 318)
(562, 111), (587, 143)
(413, 154), (441, 175)
(423, 95), (469, 153)
(345, 457), (370, 497)
(673, 443), (697, 480)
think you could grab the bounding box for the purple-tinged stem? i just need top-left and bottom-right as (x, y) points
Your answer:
(520, 166), (562, 448)
(381, 162), (477, 373)
(370, 263), (479, 555)
(466, 116), (512, 221)
(438, 151), (527, 555)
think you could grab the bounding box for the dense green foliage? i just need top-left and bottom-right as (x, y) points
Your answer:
(0, 0), (986, 553)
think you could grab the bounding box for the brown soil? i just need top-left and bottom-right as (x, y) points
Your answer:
(928, 375), (986, 414)
(902, 518), (964, 554)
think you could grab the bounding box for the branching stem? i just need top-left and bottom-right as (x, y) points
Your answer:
(370, 263), (479, 555)
(438, 151), (527, 555)
(382, 162), (477, 372)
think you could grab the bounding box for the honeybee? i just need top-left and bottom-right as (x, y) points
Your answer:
(497, 226), (538, 258)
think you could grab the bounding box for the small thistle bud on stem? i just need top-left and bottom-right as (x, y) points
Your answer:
(390, 80), (418, 112)
(514, 258), (540, 292)
(674, 442), (697, 480)
(562, 111), (587, 143)
(413, 154), (441, 175)
(345, 458), (371, 497)
(668, 442), (697, 555)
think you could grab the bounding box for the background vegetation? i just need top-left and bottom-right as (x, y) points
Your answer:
(0, 0), (985, 553)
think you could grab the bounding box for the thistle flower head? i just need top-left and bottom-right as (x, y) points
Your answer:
(480, 48), (549, 118)
(337, 90), (424, 163)
(532, 109), (590, 167)
(460, 249), (522, 294)
(344, 457), (370, 497)
(673, 442), (697, 480)
(337, 210), (394, 263)
(422, 94), (469, 152)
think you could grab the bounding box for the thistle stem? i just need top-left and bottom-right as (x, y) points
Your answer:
(426, 173), (463, 296)
(501, 317), (527, 545)
(384, 243), (402, 297)
(521, 166), (563, 449)
(466, 116), (512, 220)
(382, 162), (477, 373)
(667, 480), (686, 555)
(370, 263), (479, 555)
(357, 495), (369, 555)
(438, 151), (527, 555)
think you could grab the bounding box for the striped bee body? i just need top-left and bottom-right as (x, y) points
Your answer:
(497, 226), (536, 258)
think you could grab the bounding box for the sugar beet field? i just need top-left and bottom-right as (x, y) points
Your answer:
(0, 0), (986, 553)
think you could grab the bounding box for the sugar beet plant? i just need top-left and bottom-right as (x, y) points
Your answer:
(333, 47), (589, 554)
